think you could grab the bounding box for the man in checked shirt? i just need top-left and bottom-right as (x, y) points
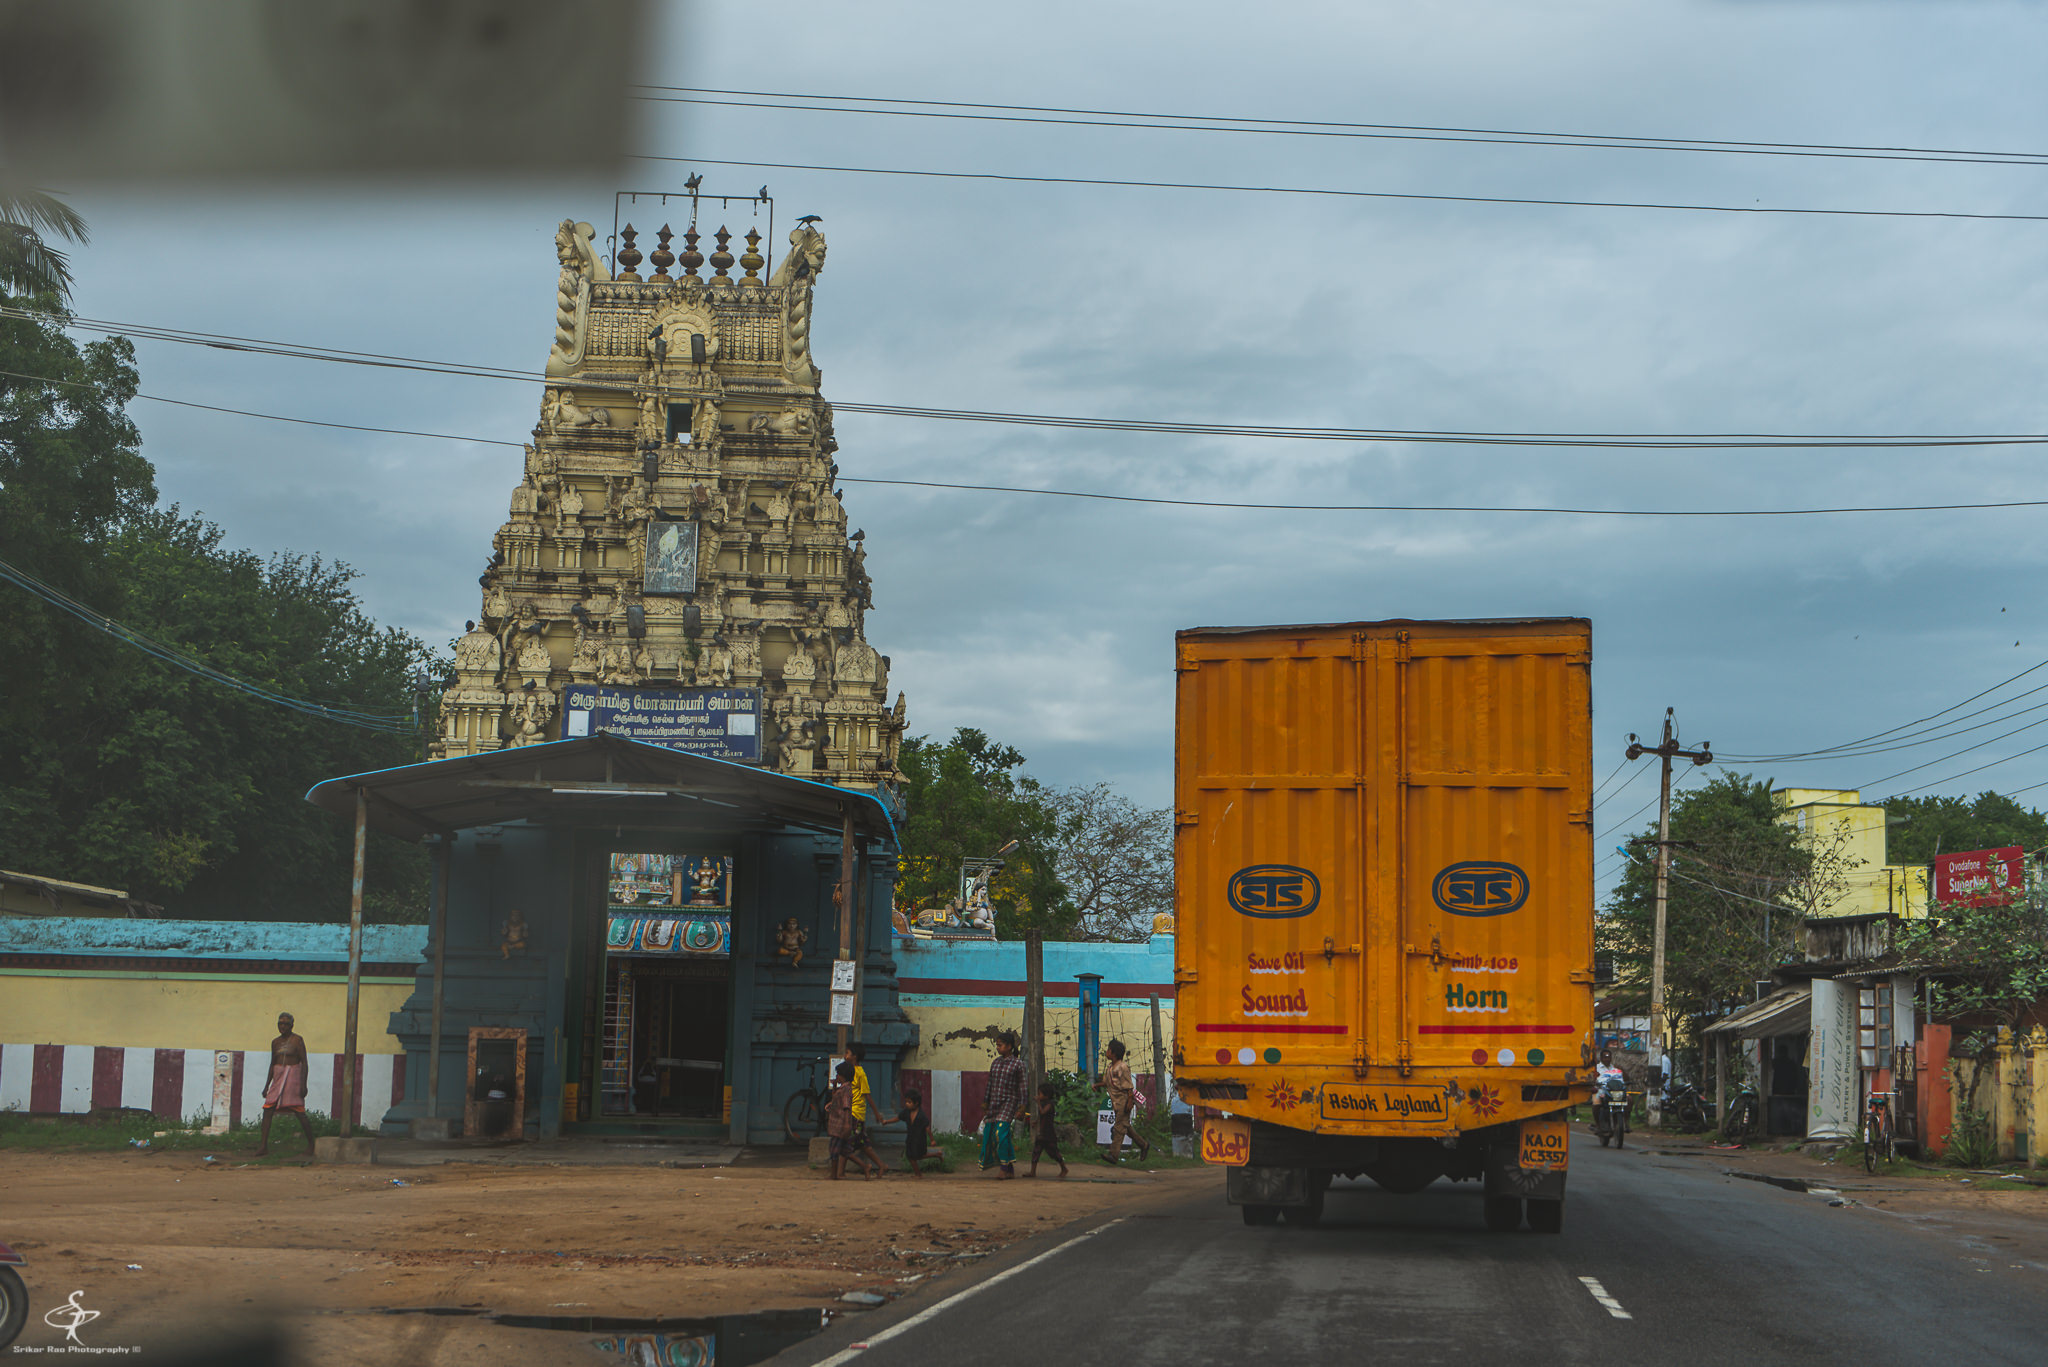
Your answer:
(979, 1031), (1026, 1178)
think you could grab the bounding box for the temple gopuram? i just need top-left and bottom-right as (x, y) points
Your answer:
(435, 206), (906, 793)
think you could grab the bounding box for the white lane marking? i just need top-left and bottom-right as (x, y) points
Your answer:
(815, 1219), (1125, 1365)
(1578, 1275), (1632, 1320)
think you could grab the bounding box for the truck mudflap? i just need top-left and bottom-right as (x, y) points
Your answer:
(1482, 1114), (1569, 1203)
(1229, 1164), (1315, 1208)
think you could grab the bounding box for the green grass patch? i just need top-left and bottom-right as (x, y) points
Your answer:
(0, 1106), (342, 1160)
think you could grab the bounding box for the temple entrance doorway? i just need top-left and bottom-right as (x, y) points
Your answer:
(601, 852), (733, 1121)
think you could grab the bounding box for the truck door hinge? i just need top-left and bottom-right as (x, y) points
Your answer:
(1174, 809), (1200, 828)
(1568, 969), (1596, 984)
(1323, 937), (1361, 961)
(1175, 967), (1199, 984)
(1568, 808), (1592, 827)
(1353, 1037), (1370, 1078)
(1396, 1038), (1413, 1077)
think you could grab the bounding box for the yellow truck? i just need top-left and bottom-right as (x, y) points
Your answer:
(1173, 618), (1595, 1232)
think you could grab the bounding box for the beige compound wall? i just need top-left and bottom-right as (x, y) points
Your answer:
(0, 972), (414, 1053)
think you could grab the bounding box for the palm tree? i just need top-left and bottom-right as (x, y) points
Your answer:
(0, 185), (89, 303)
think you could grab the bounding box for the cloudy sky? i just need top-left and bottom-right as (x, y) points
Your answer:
(46, 1), (2048, 897)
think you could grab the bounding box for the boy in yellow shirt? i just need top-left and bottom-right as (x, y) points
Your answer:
(842, 1042), (884, 1177)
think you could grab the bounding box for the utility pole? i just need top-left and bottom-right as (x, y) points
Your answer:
(1625, 708), (1711, 1127)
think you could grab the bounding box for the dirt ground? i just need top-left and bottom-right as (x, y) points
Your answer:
(2, 1148), (1212, 1364)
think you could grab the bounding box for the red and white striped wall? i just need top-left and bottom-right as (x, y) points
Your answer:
(896, 1068), (1160, 1136)
(0, 1044), (405, 1132)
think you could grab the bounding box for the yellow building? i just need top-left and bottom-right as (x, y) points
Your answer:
(1775, 788), (1928, 918)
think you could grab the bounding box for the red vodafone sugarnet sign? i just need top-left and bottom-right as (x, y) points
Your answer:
(1932, 847), (2025, 907)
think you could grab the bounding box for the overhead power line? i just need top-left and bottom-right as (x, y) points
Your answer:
(1720, 656), (2048, 761)
(1881, 735), (2048, 801)
(10, 363), (2048, 519)
(17, 307), (2048, 451)
(635, 85), (2048, 170)
(0, 555), (415, 734)
(1858, 712), (2048, 791)
(847, 475), (2048, 517)
(1718, 681), (2048, 765)
(635, 152), (2048, 226)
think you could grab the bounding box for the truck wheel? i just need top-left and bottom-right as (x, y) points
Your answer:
(1281, 1184), (1325, 1228)
(0, 1265), (25, 1350)
(1527, 1199), (1564, 1234)
(1241, 1204), (1279, 1226)
(1483, 1196), (1522, 1232)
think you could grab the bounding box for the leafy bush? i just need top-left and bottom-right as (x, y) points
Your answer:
(1943, 1106), (1998, 1168)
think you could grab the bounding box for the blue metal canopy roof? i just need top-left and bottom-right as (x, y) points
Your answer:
(304, 732), (898, 848)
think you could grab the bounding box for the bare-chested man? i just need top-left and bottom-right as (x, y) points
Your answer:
(253, 1012), (315, 1158)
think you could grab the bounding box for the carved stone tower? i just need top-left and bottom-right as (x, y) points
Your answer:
(433, 210), (907, 788)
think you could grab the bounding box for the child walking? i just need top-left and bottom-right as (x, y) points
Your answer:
(1027, 1081), (1068, 1179)
(825, 1061), (858, 1180)
(892, 1088), (933, 1176)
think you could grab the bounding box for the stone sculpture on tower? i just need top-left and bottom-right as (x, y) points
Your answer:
(432, 208), (906, 790)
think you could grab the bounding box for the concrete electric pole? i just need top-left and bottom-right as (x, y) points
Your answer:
(1625, 709), (1711, 1126)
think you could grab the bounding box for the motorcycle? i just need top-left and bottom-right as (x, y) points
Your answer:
(0, 1240), (26, 1348)
(1591, 1079), (1631, 1148)
(1663, 1081), (1711, 1133)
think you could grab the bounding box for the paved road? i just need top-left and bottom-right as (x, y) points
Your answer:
(778, 1134), (2048, 1366)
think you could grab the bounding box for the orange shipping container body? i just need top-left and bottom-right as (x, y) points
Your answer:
(1174, 619), (1595, 1219)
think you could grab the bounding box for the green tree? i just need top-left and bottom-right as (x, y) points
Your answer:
(0, 282), (437, 920)
(896, 728), (1073, 939)
(1894, 894), (2048, 1045)
(1881, 791), (2048, 865)
(1599, 773), (1857, 1052)
(0, 186), (89, 302)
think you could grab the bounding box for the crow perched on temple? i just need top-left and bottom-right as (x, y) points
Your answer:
(797, 214), (822, 226)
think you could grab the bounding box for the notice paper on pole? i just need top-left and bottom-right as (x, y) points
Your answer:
(831, 960), (857, 993)
(829, 992), (856, 1026)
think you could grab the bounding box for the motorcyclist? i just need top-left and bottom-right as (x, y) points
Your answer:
(1592, 1048), (1630, 1143)
(1594, 1048), (1627, 1100)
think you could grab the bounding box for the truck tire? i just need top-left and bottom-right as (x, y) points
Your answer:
(1527, 1199), (1564, 1234)
(1241, 1204), (1279, 1227)
(1281, 1183), (1325, 1228)
(1483, 1196), (1522, 1232)
(0, 1265), (25, 1350)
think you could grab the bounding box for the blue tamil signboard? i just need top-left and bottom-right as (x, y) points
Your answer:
(562, 685), (761, 763)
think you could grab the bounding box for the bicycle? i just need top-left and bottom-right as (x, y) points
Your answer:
(1863, 1090), (1895, 1172)
(781, 1055), (836, 1144)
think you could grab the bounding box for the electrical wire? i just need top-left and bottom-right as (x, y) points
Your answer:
(635, 152), (2048, 226)
(0, 555), (415, 733)
(1591, 755), (1635, 801)
(19, 308), (2048, 451)
(1881, 735), (2048, 801)
(635, 84), (2048, 169)
(1719, 656), (2048, 762)
(1667, 869), (1794, 915)
(1593, 759), (1653, 810)
(843, 475), (2048, 517)
(1595, 767), (1700, 846)
(16, 361), (2048, 518)
(1718, 683), (2048, 766)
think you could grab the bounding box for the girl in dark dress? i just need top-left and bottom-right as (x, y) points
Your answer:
(1028, 1082), (1068, 1178)
(893, 1088), (933, 1175)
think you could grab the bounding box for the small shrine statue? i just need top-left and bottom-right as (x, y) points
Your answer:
(775, 917), (808, 969)
(689, 858), (723, 906)
(501, 908), (529, 959)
